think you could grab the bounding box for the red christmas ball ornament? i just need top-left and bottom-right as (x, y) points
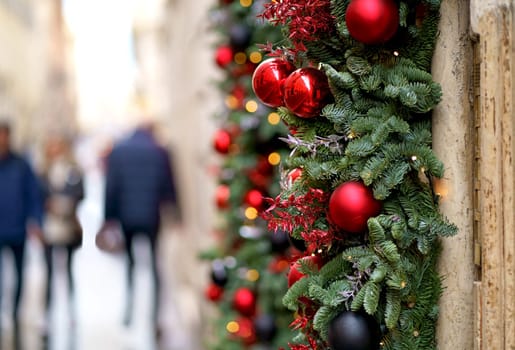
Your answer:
(345, 0), (399, 45)
(232, 287), (256, 317)
(205, 283), (224, 302)
(328, 181), (382, 233)
(215, 184), (230, 209)
(252, 58), (295, 108)
(233, 317), (257, 345)
(288, 255), (324, 287)
(287, 168), (303, 184)
(244, 189), (264, 208)
(213, 129), (231, 154)
(283, 67), (333, 118)
(215, 45), (234, 67)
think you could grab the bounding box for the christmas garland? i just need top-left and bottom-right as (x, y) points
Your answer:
(253, 0), (457, 349)
(203, 1), (298, 349)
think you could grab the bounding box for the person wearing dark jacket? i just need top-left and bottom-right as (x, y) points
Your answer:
(103, 123), (180, 336)
(0, 120), (44, 334)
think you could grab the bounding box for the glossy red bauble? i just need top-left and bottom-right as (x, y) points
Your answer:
(233, 317), (257, 345)
(283, 67), (333, 118)
(252, 58), (295, 108)
(215, 185), (230, 209)
(287, 168), (303, 184)
(328, 181), (382, 233)
(288, 255), (324, 287)
(232, 288), (256, 317)
(244, 189), (264, 208)
(205, 283), (224, 302)
(215, 45), (234, 67)
(345, 0), (399, 45)
(213, 129), (231, 154)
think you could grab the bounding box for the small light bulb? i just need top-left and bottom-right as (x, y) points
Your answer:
(267, 112), (281, 125)
(234, 52), (247, 64)
(226, 321), (240, 333)
(246, 269), (260, 282)
(249, 51), (262, 64)
(245, 207), (258, 220)
(245, 100), (258, 113)
(268, 152), (281, 165)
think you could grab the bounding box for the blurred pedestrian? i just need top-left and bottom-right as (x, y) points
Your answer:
(0, 120), (44, 336)
(103, 122), (180, 337)
(39, 134), (84, 334)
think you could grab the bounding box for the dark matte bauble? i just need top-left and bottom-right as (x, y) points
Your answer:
(229, 23), (252, 50)
(210, 263), (228, 287)
(270, 230), (291, 253)
(253, 314), (278, 343)
(328, 311), (381, 350)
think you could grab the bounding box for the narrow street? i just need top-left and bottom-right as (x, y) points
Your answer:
(2, 139), (204, 350)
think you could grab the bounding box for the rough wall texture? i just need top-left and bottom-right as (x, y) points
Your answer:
(471, 1), (514, 349)
(432, 0), (476, 349)
(435, 0), (515, 349)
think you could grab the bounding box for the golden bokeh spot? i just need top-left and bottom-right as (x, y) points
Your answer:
(245, 100), (258, 113)
(268, 152), (281, 165)
(225, 95), (239, 110)
(226, 321), (240, 333)
(240, 0), (253, 7)
(413, 330), (420, 337)
(245, 207), (259, 220)
(249, 51), (262, 64)
(401, 281), (407, 289)
(234, 52), (247, 64)
(267, 112), (281, 125)
(246, 269), (260, 282)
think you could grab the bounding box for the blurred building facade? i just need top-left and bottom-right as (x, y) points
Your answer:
(0, 0), (76, 151)
(131, 0), (219, 348)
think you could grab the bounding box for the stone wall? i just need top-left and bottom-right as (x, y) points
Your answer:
(435, 0), (515, 349)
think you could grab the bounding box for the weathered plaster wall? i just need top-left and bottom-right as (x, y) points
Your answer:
(433, 0), (475, 348)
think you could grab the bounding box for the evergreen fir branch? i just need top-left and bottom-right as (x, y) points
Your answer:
(347, 56), (372, 76)
(283, 277), (311, 311)
(308, 284), (331, 305)
(327, 279), (353, 306)
(321, 63), (359, 90)
(361, 155), (389, 186)
(360, 73), (382, 92)
(313, 305), (339, 341)
(368, 217), (387, 243)
(378, 240), (402, 264)
(345, 136), (376, 157)
(318, 253), (352, 285)
(399, 2), (409, 27)
(369, 264), (388, 283)
(372, 161), (411, 199)
(350, 283), (367, 311)
(363, 281), (381, 314)
(385, 290), (402, 329)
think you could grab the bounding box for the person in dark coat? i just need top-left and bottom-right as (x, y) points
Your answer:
(0, 120), (44, 335)
(39, 135), (84, 333)
(103, 123), (180, 334)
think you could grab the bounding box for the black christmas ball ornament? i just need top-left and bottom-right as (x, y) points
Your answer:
(229, 23), (252, 50)
(253, 314), (278, 343)
(288, 234), (307, 252)
(328, 311), (381, 350)
(269, 230), (290, 253)
(210, 260), (229, 287)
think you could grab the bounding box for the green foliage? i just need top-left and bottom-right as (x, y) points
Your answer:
(204, 2), (293, 350)
(258, 0), (457, 349)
